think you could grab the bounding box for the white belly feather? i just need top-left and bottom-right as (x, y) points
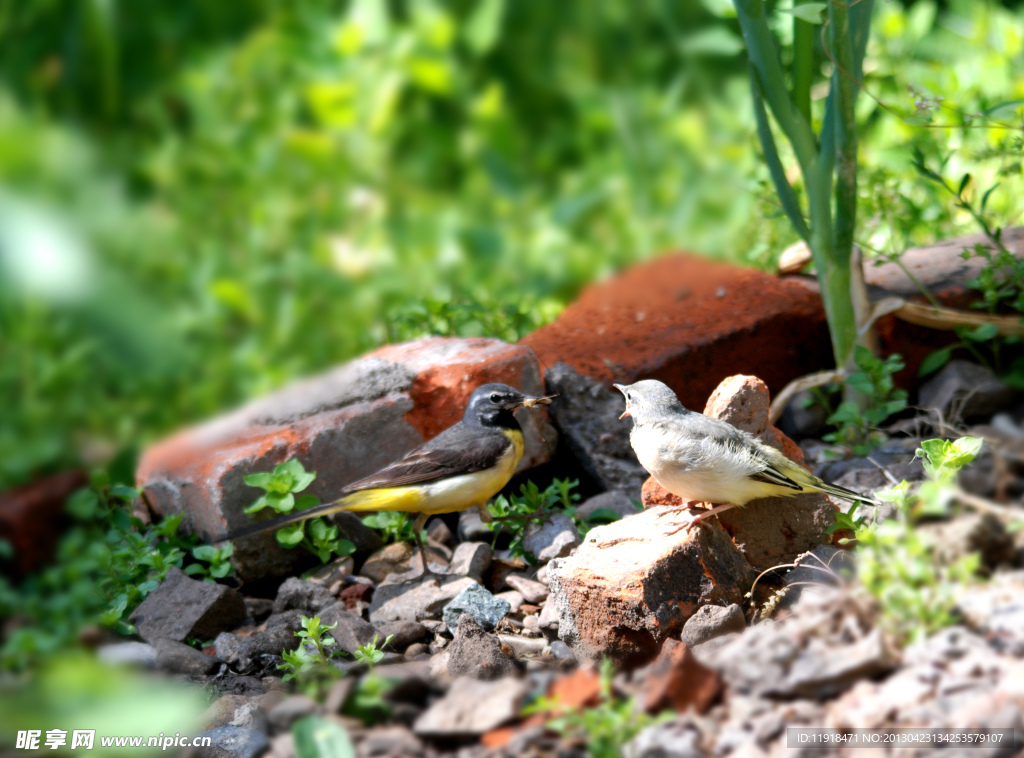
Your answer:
(630, 423), (776, 505)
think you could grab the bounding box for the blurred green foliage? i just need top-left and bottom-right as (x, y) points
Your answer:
(1, 0), (1023, 493)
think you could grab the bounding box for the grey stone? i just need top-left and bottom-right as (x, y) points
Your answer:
(426, 518), (453, 546)
(497, 635), (547, 657)
(626, 718), (709, 758)
(955, 570), (1024, 656)
(267, 696), (319, 732)
(442, 583), (510, 631)
(549, 640), (575, 661)
(522, 514), (580, 563)
(777, 389), (830, 441)
(697, 594), (897, 700)
(317, 602), (378, 655)
(369, 574), (479, 624)
(457, 509), (491, 541)
(447, 541), (492, 581)
(537, 601), (559, 637)
(228, 700), (268, 733)
(97, 642), (157, 668)
(360, 542), (416, 584)
(504, 574), (548, 604)
(360, 726), (423, 757)
(373, 620), (428, 650)
(543, 363), (648, 495)
(779, 544), (857, 609)
(494, 590), (524, 614)
(681, 604), (746, 648)
(413, 676), (531, 738)
(129, 567), (247, 644)
(214, 610), (305, 675)
(271, 578), (336, 615)
(446, 616), (517, 681)
(192, 726), (269, 758)
(575, 490), (640, 523)
(921, 513), (1016, 572)
(814, 437), (921, 483)
(202, 695), (253, 730)
(919, 360), (1015, 423)
(154, 638), (221, 676)
(245, 598), (274, 624)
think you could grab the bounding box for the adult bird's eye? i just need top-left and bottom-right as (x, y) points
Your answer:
(489, 393), (502, 404)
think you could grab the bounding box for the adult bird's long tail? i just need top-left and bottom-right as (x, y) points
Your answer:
(215, 487), (421, 543)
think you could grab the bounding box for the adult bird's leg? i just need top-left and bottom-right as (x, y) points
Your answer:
(410, 512), (442, 579)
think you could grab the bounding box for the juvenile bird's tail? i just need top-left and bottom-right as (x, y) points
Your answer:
(804, 479), (881, 507)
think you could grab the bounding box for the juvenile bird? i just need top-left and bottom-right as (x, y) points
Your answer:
(220, 383), (554, 571)
(614, 379), (877, 528)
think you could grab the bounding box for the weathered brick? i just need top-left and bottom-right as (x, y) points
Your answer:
(137, 338), (557, 583)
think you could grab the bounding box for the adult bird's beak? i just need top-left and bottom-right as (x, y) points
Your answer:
(521, 394), (557, 409)
(612, 384), (630, 419)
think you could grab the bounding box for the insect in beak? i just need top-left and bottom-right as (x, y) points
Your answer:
(521, 394), (557, 409)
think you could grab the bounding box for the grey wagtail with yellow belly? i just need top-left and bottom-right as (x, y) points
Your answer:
(614, 379), (878, 528)
(220, 383), (554, 570)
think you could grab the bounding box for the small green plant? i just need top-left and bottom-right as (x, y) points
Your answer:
(244, 459), (318, 515)
(821, 347), (908, 456)
(361, 511), (422, 545)
(353, 634), (395, 667)
(344, 634), (396, 725)
(185, 543), (235, 581)
(278, 615), (343, 698)
(911, 150), (1024, 384)
(486, 478), (580, 562)
(852, 436), (985, 643)
(244, 459), (355, 564)
(524, 659), (668, 758)
(0, 469), (224, 670)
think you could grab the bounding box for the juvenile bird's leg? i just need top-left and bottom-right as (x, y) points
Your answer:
(665, 502), (738, 535)
(410, 512), (442, 580)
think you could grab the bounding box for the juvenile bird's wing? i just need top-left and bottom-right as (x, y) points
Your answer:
(677, 413), (804, 490)
(341, 423), (511, 492)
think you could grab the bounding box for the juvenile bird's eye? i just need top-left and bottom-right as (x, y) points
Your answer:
(489, 393), (502, 404)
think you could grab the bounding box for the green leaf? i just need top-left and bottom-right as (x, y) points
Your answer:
(67, 489), (101, 520)
(919, 347), (953, 377)
(192, 545), (219, 562)
(963, 322), (998, 342)
(957, 173), (972, 196)
(267, 492), (296, 513)
(781, 3), (826, 24)
(981, 183), (1001, 213)
(295, 493), (321, 512)
(110, 484), (141, 502)
(276, 524), (306, 547)
(293, 716), (356, 758)
(335, 539), (356, 557)
(243, 472), (275, 491)
(984, 100), (1024, 120)
(244, 494), (270, 514)
(464, 0), (505, 55)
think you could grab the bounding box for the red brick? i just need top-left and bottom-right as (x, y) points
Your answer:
(137, 338), (556, 583)
(0, 470), (86, 577)
(547, 506), (756, 667)
(521, 254), (832, 411)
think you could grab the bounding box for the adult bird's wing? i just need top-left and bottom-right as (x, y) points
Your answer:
(340, 423), (511, 492)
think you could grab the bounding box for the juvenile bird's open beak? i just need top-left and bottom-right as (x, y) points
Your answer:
(612, 384), (630, 419)
(521, 394), (557, 409)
